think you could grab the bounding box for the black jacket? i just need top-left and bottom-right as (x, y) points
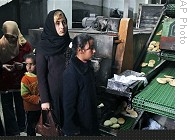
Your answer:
(62, 56), (99, 136)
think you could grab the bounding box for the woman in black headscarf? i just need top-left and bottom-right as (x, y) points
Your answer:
(36, 9), (71, 127)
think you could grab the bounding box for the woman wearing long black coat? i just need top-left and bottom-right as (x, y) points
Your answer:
(36, 9), (71, 127)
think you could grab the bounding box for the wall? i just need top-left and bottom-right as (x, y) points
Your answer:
(72, 0), (102, 15)
(0, 0), (18, 36)
(47, 0), (150, 28)
(0, 0), (47, 36)
(73, 0), (102, 6)
(102, 0), (148, 24)
(102, 0), (123, 17)
(20, 0), (47, 35)
(0, 0), (151, 36)
(72, 0), (102, 28)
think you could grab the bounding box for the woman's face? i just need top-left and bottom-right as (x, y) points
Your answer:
(54, 16), (67, 36)
(4, 34), (18, 44)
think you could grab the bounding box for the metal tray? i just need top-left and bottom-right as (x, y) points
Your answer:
(99, 109), (144, 136)
(107, 70), (143, 93)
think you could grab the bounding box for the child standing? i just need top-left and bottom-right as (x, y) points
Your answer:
(62, 33), (99, 136)
(21, 53), (41, 136)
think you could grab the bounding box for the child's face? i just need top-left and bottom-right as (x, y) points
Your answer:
(81, 39), (96, 61)
(25, 58), (36, 73)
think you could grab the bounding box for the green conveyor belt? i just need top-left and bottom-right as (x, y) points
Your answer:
(140, 52), (161, 74)
(139, 20), (163, 74)
(132, 62), (175, 119)
(120, 117), (136, 130)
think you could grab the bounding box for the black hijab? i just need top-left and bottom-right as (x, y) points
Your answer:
(37, 9), (71, 56)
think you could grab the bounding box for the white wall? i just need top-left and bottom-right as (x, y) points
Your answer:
(72, 0), (102, 6)
(46, 0), (149, 29)
(103, 0), (148, 16)
(132, 0), (149, 14)
(103, 0), (124, 11)
(47, 0), (72, 29)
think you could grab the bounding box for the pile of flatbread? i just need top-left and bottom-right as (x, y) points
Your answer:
(147, 41), (161, 52)
(141, 59), (156, 68)
(156, 75), (175, 87)
(119, 101), (138, 118)
(103, 117), (125, 129)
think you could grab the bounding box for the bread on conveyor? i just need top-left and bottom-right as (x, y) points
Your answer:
(169, 79), (175, 87)
(103, 120), (113, 126)
(149, 59), (156, 65)
(165, 77), (173, 82)
(141, 62), (148, 67)
(156, 29), (162, 35)
(150, 41), (157, 46)
(148, 41), (161, 52)
(148, 63), (154, 67)
(110, 117), (118, 124)
(157, 75), (175, 86)
(156, 78), (167, 84)
(125, 108), (138, 118)
(164, 75), (174, 79)
(110, 123), (120, 128)
(117, 117), (125, 124)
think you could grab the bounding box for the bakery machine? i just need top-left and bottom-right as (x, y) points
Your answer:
(96, 2), (175, 135)
(131, 2), (175, 129)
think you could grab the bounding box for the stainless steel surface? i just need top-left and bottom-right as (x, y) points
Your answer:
(69, 29), (117, 59)
(82, 16), (120, 32)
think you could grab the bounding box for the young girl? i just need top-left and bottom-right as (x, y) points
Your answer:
(62, 33), (99, 136)
(21, 53), (41, 136)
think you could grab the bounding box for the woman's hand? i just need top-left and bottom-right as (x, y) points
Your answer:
(2, 64), (14, 71)
(13, 61), (23, 70)
(41, 102), (50, 110)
